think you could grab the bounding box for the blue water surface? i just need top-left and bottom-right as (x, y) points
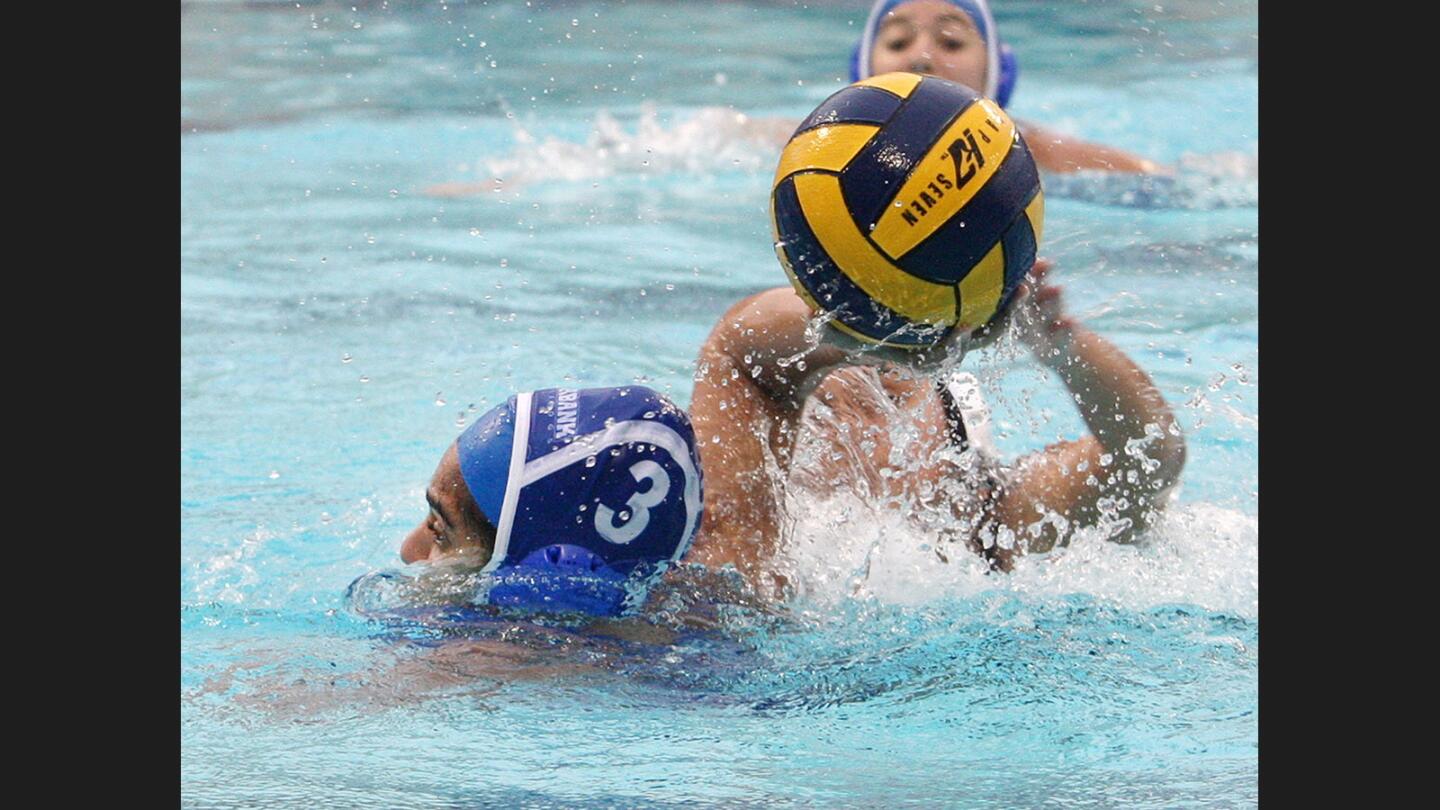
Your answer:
(181, 1), (1258, 806)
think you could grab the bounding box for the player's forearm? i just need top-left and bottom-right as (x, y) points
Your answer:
(1044, 324), (1185, 483)
(1019, 122), (1163, 175)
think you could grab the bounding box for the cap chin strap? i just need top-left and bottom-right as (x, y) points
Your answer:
(995, 43), (1018, 108)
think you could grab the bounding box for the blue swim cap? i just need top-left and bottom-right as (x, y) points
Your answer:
(849, 0), (1018, 108)
(456, 386), (704, 615)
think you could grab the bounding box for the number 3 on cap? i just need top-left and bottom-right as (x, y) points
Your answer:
(594, 460), (671, 544)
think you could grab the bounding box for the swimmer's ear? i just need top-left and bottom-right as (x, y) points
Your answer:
(996, 42), (1020, 108)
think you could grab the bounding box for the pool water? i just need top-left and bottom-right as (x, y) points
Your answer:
(181, 0), (1258, 806)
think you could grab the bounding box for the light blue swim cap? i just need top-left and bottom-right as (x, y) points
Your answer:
(455, 386), (704, 615)
(849, 0), (1018, 108)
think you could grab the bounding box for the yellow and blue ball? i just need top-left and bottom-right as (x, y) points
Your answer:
(771, 72), (1044, 349)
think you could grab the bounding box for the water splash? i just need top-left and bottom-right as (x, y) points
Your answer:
(479, 105), (790, 186)
(771, 365), (1255, 619)
(1043, 150), (1258, 210)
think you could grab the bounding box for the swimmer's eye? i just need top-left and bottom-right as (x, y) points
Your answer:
(878, 21), (916, 52)
(939, 37), (965, 51)
(427, 513), (451, 548)
(882, 34), (914, 52)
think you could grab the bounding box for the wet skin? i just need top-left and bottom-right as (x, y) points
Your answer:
(870, 0), (990, 92)
(400, 444), (496, 567)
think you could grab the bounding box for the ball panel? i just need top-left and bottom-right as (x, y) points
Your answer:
(775, 251), (822, 313)
(870, 98), (1016, 261)
(793, 172), (957, 328)
(839, 79), (978, 232)
(999, 189), (1041, 298)
(854, 72), (924, 98)
(892, 133), (1041, 284)
(775, 176), (947, 347)
(974, 187), (1043, 332)
(770, 186), (823, 313)
(794, 86), (904, 135)
(770, 73), (1045, 350)
(1024, 187), (1045, 247)
(773, 124), (881, 189)
(956, 240), (1007, 331)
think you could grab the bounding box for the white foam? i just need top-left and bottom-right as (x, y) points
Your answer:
(778, 494), (1257, 619)
(771, 369), (1256, 619)
(1041, 149), (1259, 210)
(480, 105), (789, 185)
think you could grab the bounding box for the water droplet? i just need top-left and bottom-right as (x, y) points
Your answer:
(585, 456), (598, 467)
(434, 393), (446, 407)
(359, 376), (370, 384)
(341, 353), (353, 364)
(268, 470), (280, 480)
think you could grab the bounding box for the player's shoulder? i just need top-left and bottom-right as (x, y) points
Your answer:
(702, 287), (807, 352)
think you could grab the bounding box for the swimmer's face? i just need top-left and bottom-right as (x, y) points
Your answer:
(870, 0), (988, 92)
(400, 443), (497, 567)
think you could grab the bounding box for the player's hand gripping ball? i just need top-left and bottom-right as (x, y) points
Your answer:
(772, 72), (1044, 350)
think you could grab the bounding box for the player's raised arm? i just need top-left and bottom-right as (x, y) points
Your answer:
(983, 263), (1185, 568)
(684, 288), (842, 588)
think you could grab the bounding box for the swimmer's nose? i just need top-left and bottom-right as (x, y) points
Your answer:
(909, 55), (934, 73)
(400, 523), (435, 564)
